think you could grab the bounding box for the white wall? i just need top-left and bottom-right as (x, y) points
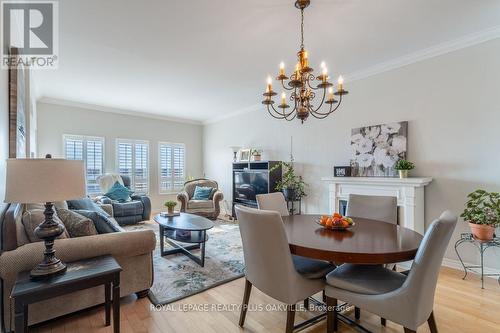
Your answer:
(37, 102), (204, 210)
(203, 38), (500, 269)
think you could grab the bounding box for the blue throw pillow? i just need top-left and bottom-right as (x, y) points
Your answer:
(105, 181), (133, 203)
(192, 186), (214, 200)
(73, 210), (123, 234)
(67, 198), (110, 216)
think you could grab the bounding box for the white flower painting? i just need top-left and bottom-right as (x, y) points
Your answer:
(350, 121), (408, 177)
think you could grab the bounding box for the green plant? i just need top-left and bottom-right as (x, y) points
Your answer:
(164, 201), (177, 209)
(394, 159), (415, 170)
(251, 149), (262, 156)
(270, 162), (307, 198)
(461, 189), (500, 226)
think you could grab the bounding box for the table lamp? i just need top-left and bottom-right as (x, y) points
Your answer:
(4, 156), (86, 280)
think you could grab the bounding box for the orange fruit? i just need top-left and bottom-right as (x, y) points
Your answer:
(326, 218), (333, 227)
(333, 213), (342, 219)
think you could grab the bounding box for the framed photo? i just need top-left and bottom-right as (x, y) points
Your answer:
(334, 166), (352, 177)
(239, 149), (251, 162)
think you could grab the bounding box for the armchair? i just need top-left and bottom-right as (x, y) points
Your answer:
(96, 175), (151, 225)
(177, 178), (224, 220)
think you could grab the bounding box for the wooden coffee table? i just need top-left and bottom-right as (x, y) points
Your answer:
(154, 213), (214, 267)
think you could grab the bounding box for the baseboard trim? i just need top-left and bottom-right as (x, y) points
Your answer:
(397, 258), (500, 276)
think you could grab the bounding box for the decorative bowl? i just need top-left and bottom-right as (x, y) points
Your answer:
(315, 219), (355, 231)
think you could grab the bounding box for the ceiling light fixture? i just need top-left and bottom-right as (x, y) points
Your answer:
(262, 0), (349, 123)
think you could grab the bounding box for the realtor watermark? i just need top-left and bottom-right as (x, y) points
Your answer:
(150, 303), (353, 313)
(1, 0), (58, 69)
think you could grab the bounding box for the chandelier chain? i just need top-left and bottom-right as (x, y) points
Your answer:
(300, 9), (304, 49)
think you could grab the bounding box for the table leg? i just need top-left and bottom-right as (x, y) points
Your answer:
(14, 300), (27, 333)
(200, 232), (206, 267)
(480, 244), (485, 289)
(105, 282), (111, 326)
(113, 274), (121, 333)
(160, 226), (165, 256)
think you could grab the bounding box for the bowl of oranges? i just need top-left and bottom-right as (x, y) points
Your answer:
(317, 213), (354, 230)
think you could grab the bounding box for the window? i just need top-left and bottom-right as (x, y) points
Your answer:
(159, 142), (185, 193)
(116, 139), (149, 194)
(63, 135), (104, 194)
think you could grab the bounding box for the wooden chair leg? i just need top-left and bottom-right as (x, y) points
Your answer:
(380, 317), (386, 326)
(303, 298), (309, 310)
(326, 296), (338, 333)
(428, 311), (438, 333)
(404, 328), (416, 333)
(354, 307), (360, 320)
(239, 279), (252, 327)
(285, 304), (296, 333)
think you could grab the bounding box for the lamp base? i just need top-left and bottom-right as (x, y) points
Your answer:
(30, 202), (67, 281)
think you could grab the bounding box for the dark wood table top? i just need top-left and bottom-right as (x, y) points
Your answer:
(282, 215), (423, 264)
(154, 213), (214, 231)
(11, 255), (122, 298)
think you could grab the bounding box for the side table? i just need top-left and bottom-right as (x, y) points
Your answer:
(454, 233), (500, 289)
(10, 255), (122, 333)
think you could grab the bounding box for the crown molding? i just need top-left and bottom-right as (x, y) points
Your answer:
(205, 25), (500, 126)
(38, 97), (203, 126)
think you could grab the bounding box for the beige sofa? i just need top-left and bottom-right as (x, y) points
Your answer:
(0, 203), (156, 332)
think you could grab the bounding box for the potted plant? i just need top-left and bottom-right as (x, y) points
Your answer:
(271, 162), (307, 200)
(394, 159), (415, 178)
(251, 149), (262, 161)
(164, 200), (177, 215)
(461, 189), (500, 240)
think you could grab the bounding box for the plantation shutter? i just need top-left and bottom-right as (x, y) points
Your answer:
(134, 142), (149, 194)
(116, 139), (149, 195)
(159, 142), (185, 193)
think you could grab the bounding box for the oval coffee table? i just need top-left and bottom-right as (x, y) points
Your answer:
(154, 213), (214, 267)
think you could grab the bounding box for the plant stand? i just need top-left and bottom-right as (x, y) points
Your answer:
(286, 198), (301, 215)
(454, 232), (500, 289)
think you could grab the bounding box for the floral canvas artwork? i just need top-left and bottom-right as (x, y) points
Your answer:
(350, 121), (408, 177)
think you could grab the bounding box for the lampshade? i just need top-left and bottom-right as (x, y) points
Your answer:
(4, 158), (86, 203)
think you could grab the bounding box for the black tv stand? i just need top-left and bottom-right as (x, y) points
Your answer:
(232, 161), (282, 217)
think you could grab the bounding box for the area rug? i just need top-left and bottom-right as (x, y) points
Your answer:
(123, 218), (245, 305)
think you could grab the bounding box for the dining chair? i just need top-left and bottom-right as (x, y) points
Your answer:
(324, 211), (457, 333)
(235, 205), (336, 333)
(346, 194), (397, 224)
(346, 194), (398, 321)
(256, 192), (290, 216)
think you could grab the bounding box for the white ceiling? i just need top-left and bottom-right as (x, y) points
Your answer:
(35, 0), (500, 123)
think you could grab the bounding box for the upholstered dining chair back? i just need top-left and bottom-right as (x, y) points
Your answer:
(401, 210), (457, 324)
(235, 205), (312, 304)
(256, 192), (289, 216)
(346, 194), (397, 224)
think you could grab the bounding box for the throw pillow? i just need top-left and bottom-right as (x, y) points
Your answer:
(22, 209), (70, 242)
(192, 186), (214, 200)
(56, 208), (98, 237)
(104, 181), (133, 203)
(73, 210), (123, 234)
(67, 198), (110, 216)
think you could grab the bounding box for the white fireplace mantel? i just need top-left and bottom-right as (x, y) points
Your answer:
(321, 177), (433, 234)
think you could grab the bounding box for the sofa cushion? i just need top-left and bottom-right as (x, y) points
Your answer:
(22, 209), (70, 242)
(56, 208), (98, 237)
(104, 181), (133, 203)
(326, 264), (406, 295)
(187, 200), (214, 210)
(67, 198), (110, 216)
(192, 186), (214, 200)
(73, 210), (123, 234)
(112, 201), (144, 217)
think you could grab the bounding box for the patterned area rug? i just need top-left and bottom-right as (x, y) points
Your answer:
(124, 218), (245, 305)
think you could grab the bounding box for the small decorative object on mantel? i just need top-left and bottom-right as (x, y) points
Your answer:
(394, 159), (415, 178)
(334, 166), (352, 177)
(239, 149), (251, 162)
(229, 146), (241, 162)
(461, 189), (500, 241)
(163, 201), (178, 215)
(350, 121), (408, 177)
(251, 149), (263, 161)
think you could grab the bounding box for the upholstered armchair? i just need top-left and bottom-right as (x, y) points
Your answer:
(177, 179), (224, 220)
(96, 175), (151, 225)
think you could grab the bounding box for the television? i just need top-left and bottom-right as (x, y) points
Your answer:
(234, 171), (269, 204)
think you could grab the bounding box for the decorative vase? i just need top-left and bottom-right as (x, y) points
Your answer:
(398, 170), (409, 178)
(469, 222), (495, 240)
(168, 207), (174, 215)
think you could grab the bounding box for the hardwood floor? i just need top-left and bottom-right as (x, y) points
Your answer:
(30, 267), (500, 333)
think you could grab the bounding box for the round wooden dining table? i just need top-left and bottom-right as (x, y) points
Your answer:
(282, 215), (423, 264)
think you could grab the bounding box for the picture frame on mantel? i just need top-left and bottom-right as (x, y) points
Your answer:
(8, 47), (27, 158)
(239, 149), (251, 162)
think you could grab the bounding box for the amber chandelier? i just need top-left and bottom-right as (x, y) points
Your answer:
(262, 0), (349, 123)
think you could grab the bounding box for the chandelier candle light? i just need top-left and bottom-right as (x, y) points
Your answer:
(262, 0), (349, 123)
